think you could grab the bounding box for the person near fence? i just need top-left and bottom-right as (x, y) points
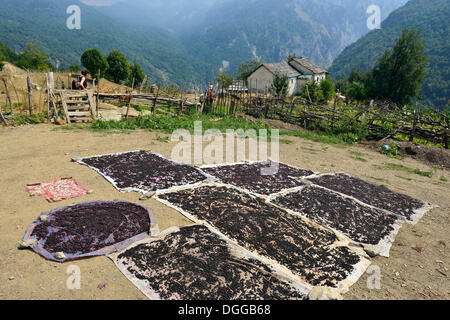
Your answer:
(72, 70), (90, 90)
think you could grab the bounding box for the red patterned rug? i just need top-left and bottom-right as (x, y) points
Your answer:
(26, 178), (88, 203)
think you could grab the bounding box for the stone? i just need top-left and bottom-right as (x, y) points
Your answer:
(54, 252), (67, 261)
(18, 239), (38, 249)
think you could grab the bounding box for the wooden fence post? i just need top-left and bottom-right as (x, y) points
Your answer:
(152, 86), (160, 114)
(139, 75), (147, 94)
(27, 76), (33, 115)
(2, 77), (12, 113)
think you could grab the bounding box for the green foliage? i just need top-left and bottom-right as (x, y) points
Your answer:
(8, 113), (47, 126)
(377, 162), (433, 177)
(15, 42), (52, 71)
(330, 0), (449, 109)
(379, 142), (402, 159)
(237, 59), (261, 82)
(369, 28), (428, 106)
(89, 113), (270, 134)
(69, 65), (81, 72)
(279, 130), (351, 145)
(287, 53), (297, 61)
(346, 81), (367, 101)
(129, 61), (146, 87)
(348, 68), (369, 84)
(301, 81), (323, 103)
(106, 50), (131, 84)
(271, 72), (289, 98)
(319, 78), (335, 102)
(81, 48), (109, 78)
(216, 71), (234, 88)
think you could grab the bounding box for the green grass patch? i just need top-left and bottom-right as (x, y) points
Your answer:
(396, 175), (414, 181)
(90, 114), (271, 135)
(440, 176), (448, 182)
(376, 163), (433, 178)
(7, 113), (47, 126)
(367, 176), (389, 183)
(280, 129), (351, 145)
(279, 139), (294, 144)
(155, 135), (170, 143)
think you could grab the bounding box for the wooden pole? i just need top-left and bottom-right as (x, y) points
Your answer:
(96, 71), (100, 118)
(27, 76), (33, 115)
(8, 76), (20, 109)
(152, 86), (160, 114)
(38, 79), (46, 114)
(2, 77), (12, 113)
(0, 106), (8, 126)
(139, 75), (147, 94)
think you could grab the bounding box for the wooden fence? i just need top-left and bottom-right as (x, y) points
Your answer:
(1, 73), (448, 149)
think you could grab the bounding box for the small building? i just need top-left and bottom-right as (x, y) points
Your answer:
(247, 57), (328, 96)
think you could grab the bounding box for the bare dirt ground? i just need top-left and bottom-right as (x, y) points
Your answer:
(0, 124), (448, 300)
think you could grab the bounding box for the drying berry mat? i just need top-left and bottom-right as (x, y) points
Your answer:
(75, 150), (209, 194)
(26, 177), (88, 203)
(111, 225), (311, 300)
(267, 184), (405, 257)
(155, 184), (370, 294)
(306, 173), (437, 224)
(21, 201), (156, 262)
(201, 160), (315, 196)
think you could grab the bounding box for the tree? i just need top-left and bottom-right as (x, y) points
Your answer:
(320, 78), (335, 101)
(129, 61), (146, 87)
(0, 52), (4, 71)
(347, 81), (367, 101)
(15, 43), (51, 71)
(81, 48), (109, 78)
(271, 72), (289, 98)
(370, 28), (428, 106)
(237, 59), (261, 82)
(287, 53), (297, 61)
(348, 68), (368, 84)
(216, 71), (234, 88)
(301, 81), (324, 103)
(69, 65), (81, 72)
(106, 50), (131, 84)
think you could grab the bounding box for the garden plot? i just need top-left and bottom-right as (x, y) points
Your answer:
(21, 201), (156, 262)
(156, 184), (370, 293)
(112, 225), (310, 300)
(76, 150), (208, 194)
(201, 161), (314, 196)
(268, 185), (405, 257)
(306, 173), (436, 224)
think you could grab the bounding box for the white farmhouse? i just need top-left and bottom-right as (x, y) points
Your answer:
(247, 57), (328, 96)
